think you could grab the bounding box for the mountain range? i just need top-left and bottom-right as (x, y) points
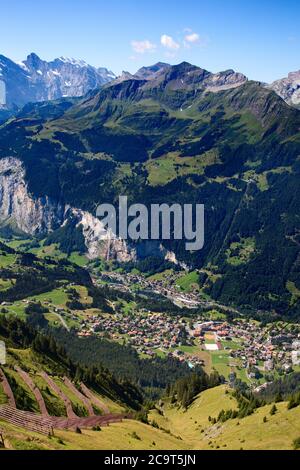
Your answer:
(0, 52), (300, 115)
(0, 59), (299, 319)
(0, 53), (116, 110)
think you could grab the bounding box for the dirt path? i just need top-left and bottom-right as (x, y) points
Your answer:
(51, 313), (70, 332)
(80, 382), (109, 414)
(15, 366), (49, 416)
(40, 372), (77, 419)
(63, 377), (94, 416)
(0, 368), (16, 408)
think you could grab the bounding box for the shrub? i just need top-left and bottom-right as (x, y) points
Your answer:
(293, 437), (300, 450)
(151, 421), (159, 429)
(92, 426), (102, 431)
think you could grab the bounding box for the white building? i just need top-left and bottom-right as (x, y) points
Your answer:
(291, 350), (300, 366)
(264, 360), (274, 371)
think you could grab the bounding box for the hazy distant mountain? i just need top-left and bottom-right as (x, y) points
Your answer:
(0, 53), (116, 108)
(268, 70), (300, 107)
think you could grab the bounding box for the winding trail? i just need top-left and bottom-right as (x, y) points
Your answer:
(14, 366), (49, 416)
(51, 313), (70, 332)
(0, 368), (16, 408)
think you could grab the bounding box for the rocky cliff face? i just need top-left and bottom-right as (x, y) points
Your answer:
(0, 157), (64, 235)
(268, 70), (300, 107)
(204, 69), (248, 92)
(0, 53), (116, 108)
(0, 157), (181, 264)
(0, 157), (135, 262)
(68, 207), (136, 261)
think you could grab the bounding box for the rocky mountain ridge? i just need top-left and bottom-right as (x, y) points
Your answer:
(1, 52), (300, 112)
(268, 70), (300, 107)
(0, 53), (116, 108)
(114, 61), (248, 93)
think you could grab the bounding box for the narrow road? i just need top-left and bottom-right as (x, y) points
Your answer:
(51, 312), (70, 332)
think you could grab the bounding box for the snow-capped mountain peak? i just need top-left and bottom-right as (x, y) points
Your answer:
(0, 53), (116, 108)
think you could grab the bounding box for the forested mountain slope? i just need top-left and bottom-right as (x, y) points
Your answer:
(0, 62), (299, 317)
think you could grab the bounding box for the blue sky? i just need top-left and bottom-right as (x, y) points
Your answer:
(1, 0), (299, 82)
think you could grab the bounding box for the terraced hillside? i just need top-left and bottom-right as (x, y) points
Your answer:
(0, 342), (130, 432)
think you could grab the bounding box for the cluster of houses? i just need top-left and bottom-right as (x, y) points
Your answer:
(77, 311), (194, 355)
(74, 304), (300, 377)
(191, 319), (300, 376)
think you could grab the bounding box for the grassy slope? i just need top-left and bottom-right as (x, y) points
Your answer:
(200, 402), (300, 450)
(2, 346), (125, 416)
(0, 419), (187, 450)
(0, 382), (8, 405)
(176, 271), (200, 292)
(149, 385), (235, 443)
(1, 376), (300, 450)
(148, 385), (300, 450)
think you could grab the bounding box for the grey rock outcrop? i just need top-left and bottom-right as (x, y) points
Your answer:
(0, 157), (136, 262)
(0, 157), (64, 235)
(268, 70), (300, 107)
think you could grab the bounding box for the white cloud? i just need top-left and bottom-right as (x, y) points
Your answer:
(184, 32), (200, 44)
(160, 34), (180, 50)
(183, 32), (209, 49)
(131, 40), (157, 54)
